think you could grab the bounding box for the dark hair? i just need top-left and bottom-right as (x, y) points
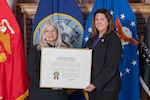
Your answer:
(90, 8), (116, 38)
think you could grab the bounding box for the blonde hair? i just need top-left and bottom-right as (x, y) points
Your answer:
(37, 20), (62, 50)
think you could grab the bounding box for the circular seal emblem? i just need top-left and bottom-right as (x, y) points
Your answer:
(33, 13), (84, 48)
(53, 71), (59, 80)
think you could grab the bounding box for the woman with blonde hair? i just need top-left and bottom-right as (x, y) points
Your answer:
(27, 20), (67, 100)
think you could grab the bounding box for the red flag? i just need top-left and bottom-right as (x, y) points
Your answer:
(0, 0), (29, 100)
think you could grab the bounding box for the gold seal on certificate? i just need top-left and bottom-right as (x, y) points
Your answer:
(53, 71), (59, 80)
(40, 47), (92, 89)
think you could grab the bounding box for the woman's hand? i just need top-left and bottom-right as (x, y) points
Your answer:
(51, 87), (63, 90)
(84, 84), (96, 92)
(85, 47), (89, 50)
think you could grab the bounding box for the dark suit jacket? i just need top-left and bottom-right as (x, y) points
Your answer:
(85, 32), (122, 92)
(27, 45), (67, 100)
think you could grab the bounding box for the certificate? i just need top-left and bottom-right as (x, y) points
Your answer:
(40, 47), (92, 89)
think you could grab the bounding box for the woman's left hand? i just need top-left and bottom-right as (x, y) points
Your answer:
(52, 87), (63, 90)
(84, 84), (96, 92)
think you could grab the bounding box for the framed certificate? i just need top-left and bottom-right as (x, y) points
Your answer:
(40, 47), (92, 89)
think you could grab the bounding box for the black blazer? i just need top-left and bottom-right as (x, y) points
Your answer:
(85, 32), (122, 92)
(27, 45), (67, 100)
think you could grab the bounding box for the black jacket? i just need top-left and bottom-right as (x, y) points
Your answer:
(27, 45), (67, 100)
(85, 32), (122, 92)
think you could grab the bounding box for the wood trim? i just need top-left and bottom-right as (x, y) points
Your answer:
(130, 3), (150, 14)
(17, 3), (150, 18)
(16, 3), (37, 18)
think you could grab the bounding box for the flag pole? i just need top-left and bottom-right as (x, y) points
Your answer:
(140, 35), (148, 100)
(141, 87), (148, 100)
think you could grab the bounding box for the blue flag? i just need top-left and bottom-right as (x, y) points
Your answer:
(32, 0), (84, 48)
(32, 0), (86, 100)
(83, 0), (140, 100)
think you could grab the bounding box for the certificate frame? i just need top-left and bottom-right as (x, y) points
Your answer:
(40, 47), (92, 89)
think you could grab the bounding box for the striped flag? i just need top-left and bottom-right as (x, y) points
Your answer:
(140, 15), (150, 97)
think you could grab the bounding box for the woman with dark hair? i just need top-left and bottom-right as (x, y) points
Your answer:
(84, 8), (122, 100)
